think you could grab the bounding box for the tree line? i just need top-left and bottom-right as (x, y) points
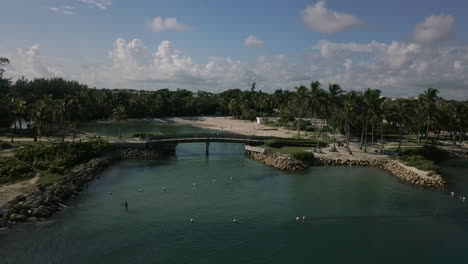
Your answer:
(0, 57), (466, 150)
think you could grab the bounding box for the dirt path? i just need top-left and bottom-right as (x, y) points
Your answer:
(0, 175), (39, 207)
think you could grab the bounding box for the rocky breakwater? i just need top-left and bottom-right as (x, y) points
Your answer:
(315, 157), (446, 189)
(119, 148), (159, 160)
(0, 156), (114, 229)
(245, 146), (306, 171)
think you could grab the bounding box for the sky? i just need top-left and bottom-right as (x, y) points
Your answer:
(1, 0), (468, 98)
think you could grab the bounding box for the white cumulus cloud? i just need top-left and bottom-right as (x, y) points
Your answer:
(150, 17), (192, 32)
(78, 0), (112, 10)
(49, 5), (74, 15)
(412, 15), (454, 42)
(244, 35), (264, 48)
(454, 60), (464, 72)
(301, 1), (363, 34)
(4, 45), (61, 79)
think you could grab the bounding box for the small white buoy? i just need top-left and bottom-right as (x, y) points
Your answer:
(190, 218), (194, 223)
(451, 191), (455, 196)
(463, 197), (466, 202)
(138, 189), (143, 192)
(233, 219), (237, 223)
(162, 187), (166, 191)
(230, 177), (234, 180)
(296, 217), (300, 222)
(302, 216), (306, 221)
(193, 183), (197, 186)
(108, 191), (112, 195)
(212, 180), (216, 183)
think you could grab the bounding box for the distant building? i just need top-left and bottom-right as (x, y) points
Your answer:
(256, 117), (278, 124)
(302, 118), (327, 128)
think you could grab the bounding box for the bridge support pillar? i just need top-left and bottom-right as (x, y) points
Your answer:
(205, 141), (210, 156)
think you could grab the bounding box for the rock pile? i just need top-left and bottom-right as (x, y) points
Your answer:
(0, 156), (114, 228)
(119, 148), (159, 160)
(315, 157), (445, 189)
(246, 151), (306, 171)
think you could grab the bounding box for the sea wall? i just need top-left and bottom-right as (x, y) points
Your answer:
(315, 157), (445, 189)
(119, 148), (159, 160)
(0, 156), (114, 228)
(244, 146), (445, 189)
(245, 149), (307, 171)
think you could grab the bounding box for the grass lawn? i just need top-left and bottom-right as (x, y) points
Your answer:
(263, 146), (311, 155)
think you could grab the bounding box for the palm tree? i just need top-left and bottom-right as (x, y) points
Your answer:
(388, 99), (413, 152)
(31, 95), (53, 142)
(295, 85), (308, 138)
(308, 81), (324, 149)
(342, 91), (359, 154)
(420, 88), (439, 143)
(0, 57), (9, 77)
(361, 88), (381, 152)
(326, 83), (344, 151)
(112, 106), (127, 138)
(453, 102), (467, 147)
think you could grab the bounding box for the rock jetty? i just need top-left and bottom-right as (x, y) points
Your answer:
(119, 148), (159, 160)
(245, 149), (307, 171)
(245, 146), (445, 189)
(0, 156), (113, 228)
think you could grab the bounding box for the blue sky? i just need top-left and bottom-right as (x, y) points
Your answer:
(1, 0), (467, 98)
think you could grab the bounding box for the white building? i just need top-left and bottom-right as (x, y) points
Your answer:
(256, 117), (278, 124)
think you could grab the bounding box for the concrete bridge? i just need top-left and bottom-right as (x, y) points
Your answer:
(110, 132), (317, 156)
(111, 133), (267, 156)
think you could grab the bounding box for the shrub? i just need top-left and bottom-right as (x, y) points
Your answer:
(0, 157), (35, 184)
(401, 145), (449, 162)
(264, 139), (282, 148)
(0, 140), (12, 150)
(291, 151), (315, 164)
(14, 140), (110, 172)
(400, 155), (440, 172)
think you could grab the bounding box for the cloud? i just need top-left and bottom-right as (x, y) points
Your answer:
(49, 5), (74, 15)
(244, 35), (264, 48)
(412, 15), (454, 42)
(309, 39), (468, 98)
(150, 17), (192, 32)
(454, 60), (464, 72)
(301, 1), (363, 34)
(343, 58), (352, 71)
(78, 0), (112, 10)
(3, 45), (61, 79)
(4, 38), (468, 99)
(313, 40), (384, 57)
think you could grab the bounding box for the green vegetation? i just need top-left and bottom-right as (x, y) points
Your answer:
(398, 145), (450, 173)
(133, 131), (164, 138)
(0, 140), (111, 185)
(0, 157), (35, 184)
(0, 56), (466, 153)
(267, 146), (311, 155)
(291, 151), (315, 164)
(400, 155), (440, 173)
(400, 145), (449, 162)
(15, 140), (110, 173)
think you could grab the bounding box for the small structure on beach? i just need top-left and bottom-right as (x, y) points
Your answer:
(256, 117), (277, 124)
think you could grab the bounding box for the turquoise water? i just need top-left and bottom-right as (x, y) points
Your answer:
(1, 142), (468, 263)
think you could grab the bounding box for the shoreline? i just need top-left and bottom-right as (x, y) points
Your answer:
(0, 148), (162, 229)
(245, 146), (446, 189)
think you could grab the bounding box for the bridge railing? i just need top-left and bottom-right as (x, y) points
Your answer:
(144, 132), (264, 141)
(135, 132), (322, 147)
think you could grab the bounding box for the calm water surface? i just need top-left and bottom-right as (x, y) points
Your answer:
(2, 124), (468, 264)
